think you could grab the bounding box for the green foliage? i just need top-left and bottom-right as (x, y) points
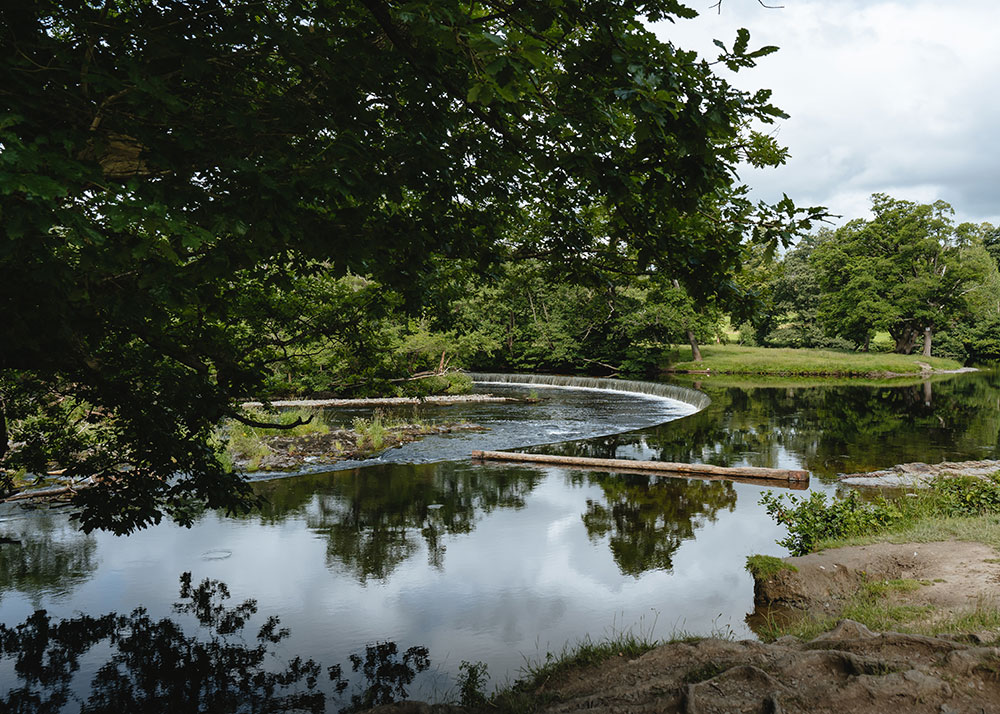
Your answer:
(760, 490), (908, 556)
(223, 408), (327, 471)
(1, 0), (824, 531)
(811, 195), (997, 355)
(457, 660), (490, 708)
(398, 372), (473, 398)
(761, 473), (1000, 556)
(929, 474), (1000, 516)
(352, 414), (388, 452)
(452, 261), (721, 375)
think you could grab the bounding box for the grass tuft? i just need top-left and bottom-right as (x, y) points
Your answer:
(746, 554), (798, 579)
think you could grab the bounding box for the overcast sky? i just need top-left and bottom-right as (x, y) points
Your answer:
(651, 0), (1000, 227)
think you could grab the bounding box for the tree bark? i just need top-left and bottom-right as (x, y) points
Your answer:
(922, 326), (933, 357)
(893, 328), (919, 354)
(687, 329), (703, 363)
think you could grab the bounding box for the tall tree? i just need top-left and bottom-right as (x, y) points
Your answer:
(1, 1), (823, 532)
(812, 195), (989, 355)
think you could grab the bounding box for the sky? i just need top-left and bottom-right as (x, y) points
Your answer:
(651, 0), (1000, 227)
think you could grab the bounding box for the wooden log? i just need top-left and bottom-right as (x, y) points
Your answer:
(470, 450), (809, 482)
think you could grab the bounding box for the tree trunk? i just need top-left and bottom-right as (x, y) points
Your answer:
(893, 328), (918, 354)
(862, 335), (871, 353)
(922, 326), (933, 357)
(687, 330), (703, 363)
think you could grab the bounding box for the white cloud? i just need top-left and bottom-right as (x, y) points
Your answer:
(652, 0), (1000, 225)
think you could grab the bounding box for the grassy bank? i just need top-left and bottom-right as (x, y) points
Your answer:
(667, 344), (963, 376)
(750, 474), (1000, 640)
(220, 408), (479, 471)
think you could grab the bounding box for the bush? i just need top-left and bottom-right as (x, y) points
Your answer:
(761, 473), (1000, 556)
(759, 490), (908, 556)
(929, 474), (1000, 516)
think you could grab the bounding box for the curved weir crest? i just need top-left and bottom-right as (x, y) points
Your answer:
(466, 372), (711, 414)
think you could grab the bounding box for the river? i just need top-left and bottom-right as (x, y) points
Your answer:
(1, 371), (998, 709)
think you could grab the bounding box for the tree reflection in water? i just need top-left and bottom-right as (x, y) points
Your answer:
(253, 462), (544, 582)
(0, 517), (97, 607)
(543, 373), (1000, 479)
(580, 472), (737, 575)
(0, 573), (428, 714)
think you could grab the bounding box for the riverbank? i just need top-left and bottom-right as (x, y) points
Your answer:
(667, 344), (968, 377)
(226, 410), (489, 471)
(743, 460), (1000, 643)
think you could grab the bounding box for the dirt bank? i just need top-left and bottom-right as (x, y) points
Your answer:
(750, 540), (1000, 627)
(526, 619), (1000, 714)
(373, 617), (1000, 713)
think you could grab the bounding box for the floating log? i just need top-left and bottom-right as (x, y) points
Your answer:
(470, 450), (809, 483)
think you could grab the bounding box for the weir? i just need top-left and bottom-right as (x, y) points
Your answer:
(466, 372), (711, 413)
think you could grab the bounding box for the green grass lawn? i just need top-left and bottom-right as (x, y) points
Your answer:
(668, 344), (963, 376)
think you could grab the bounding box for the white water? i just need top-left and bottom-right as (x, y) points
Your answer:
(467, 372), (711, 412)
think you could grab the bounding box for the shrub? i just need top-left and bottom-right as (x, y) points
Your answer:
(929, 474), (1000, 516)
(760, 490), (908, 556)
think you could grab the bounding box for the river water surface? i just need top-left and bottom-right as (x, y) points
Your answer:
(2, 371), (999, 707)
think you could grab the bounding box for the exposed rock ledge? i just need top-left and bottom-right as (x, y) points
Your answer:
(840, 459), (1000, 487)
(371, 619), (1000, 713)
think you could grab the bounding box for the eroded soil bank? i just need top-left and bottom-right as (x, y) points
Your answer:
(370, 618), (1000, 713)
(750, 540), (1000, 626)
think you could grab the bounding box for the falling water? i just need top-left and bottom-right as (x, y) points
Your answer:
(466, 372), (711, 412)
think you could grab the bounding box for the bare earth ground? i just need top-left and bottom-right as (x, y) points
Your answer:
(752, 541), (1000, 624)
(527, 620), (1000, 714)
(375, 618), (1000, 713)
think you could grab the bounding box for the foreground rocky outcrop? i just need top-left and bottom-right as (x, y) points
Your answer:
(531, 620), (1000, 714)
(369, 620), (1000, 713)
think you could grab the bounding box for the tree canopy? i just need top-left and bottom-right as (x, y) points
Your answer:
(1, 0), (823, 532)
(811, 195), (995, 355)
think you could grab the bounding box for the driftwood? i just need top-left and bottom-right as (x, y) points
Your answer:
(470, 450), (809, 483)
(2, 479), (95, 503)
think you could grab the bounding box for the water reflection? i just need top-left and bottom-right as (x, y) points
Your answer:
(581, 473), (737, 576)
(0, 514), (97, 606)
(0, 572), (428, 714)
(252, 463), (544, 581)
(3, 372), (1000, 709)
(547, 372), (1000, 479)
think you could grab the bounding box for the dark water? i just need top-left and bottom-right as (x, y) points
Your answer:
(2, 371), (999, 708)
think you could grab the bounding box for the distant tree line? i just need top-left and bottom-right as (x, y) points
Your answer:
(280, 193), (1000, 395)
(750, 194), (1000, 362)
